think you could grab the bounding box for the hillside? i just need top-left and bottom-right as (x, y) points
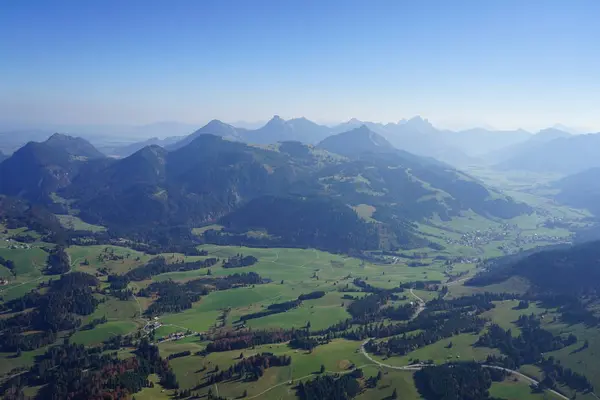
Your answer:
(496, 132), (600, 174)
(467, 240), (600, 297)
(44, 133), (105, 159)
(0, 132), (532, 252)
(554, 167), (600, 216)
(0, 134), (105, 202)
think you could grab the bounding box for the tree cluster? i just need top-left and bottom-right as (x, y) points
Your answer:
(222, 254), (258, 269)
(414, 362), (505, 400)
(205, 353), (291, 385)
(125, 256), (218, 281)
(477, 314), (574, 368)
(297, 373), (361, 400)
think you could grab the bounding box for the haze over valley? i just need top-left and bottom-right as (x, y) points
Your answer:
(2, 2), (600, 400)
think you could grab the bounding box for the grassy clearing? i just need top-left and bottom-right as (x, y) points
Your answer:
(167, 339), (371, 399)
(490, 376), (564, 400)
(448, 276), (531, 298)
(244, 299), (351, 331)
(541, 319), (600, 394)
(0, 247), (48, 277)
(481, 300), (548, 336)
(372, 333), (499, 366)
(71, 320), (138, 345)
(353, 204), (377, 222)
(192, 224), (224, 236)
(56, 214), (106, 232)
(0, 347), (48, 377)
(67, 245), (151, 275)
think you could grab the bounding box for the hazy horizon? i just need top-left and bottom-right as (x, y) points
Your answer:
(2, 0), (600, 132)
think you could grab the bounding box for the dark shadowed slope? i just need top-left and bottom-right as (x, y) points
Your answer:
(0, 134), (104, 201)
(554, 167), (600, 216)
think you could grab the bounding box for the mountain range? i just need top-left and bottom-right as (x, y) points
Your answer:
(0, 127), (531, 252)
(4, 116), (598, 174)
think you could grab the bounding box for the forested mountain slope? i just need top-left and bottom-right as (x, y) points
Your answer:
(0, 130), (531, 252)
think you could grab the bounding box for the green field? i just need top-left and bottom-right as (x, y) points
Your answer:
(1, 166), (597, 399)
(56, 214), (106, 232)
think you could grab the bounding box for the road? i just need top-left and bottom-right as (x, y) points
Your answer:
(360, 340), (570, 400)
(360, 289), (571, 400)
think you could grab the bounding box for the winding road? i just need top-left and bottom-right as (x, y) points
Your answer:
(359, 287), (571, 400)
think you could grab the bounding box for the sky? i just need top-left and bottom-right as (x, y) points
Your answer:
(1, 0), (600, 132)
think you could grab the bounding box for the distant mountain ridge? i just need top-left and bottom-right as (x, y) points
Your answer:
(495, 132), (600, 174)
(6, 117), (590, 170)
(317, 125), (395, 157)
(487, 128), (572, 164)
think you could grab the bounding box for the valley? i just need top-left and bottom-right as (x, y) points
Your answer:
(0, 160), (596, 400)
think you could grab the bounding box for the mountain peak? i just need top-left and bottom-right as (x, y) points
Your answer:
(204, 119), (228, 127)
(46, 132), (76, 142)
(317, 125), (394, 157)
(266, 115), (286, 125)
(44, 133), (105, 159)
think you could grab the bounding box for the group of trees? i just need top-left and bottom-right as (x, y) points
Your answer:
(205, 329), (299, 353)
(213, 195), (381, 253)
(538, 356), (593, 393)
(477, 314), (575, 367)
(204, 353), (292, 385)
(222, 254), (258, 268)
(0, 272), (100, 351)
(381, 302), (418, 321)
(239, 291), (326, 322)
(0, 255), (15, 271)
(1, 338), (178, 400)
(414, 363), (506, 400)
(167, 350), (192, 360)
(297, 371), (362, 400)
(139, 272), (265, 316)
(298, 291), (326, 301)
(125, 256), (218, 281)
(239, 299), (302, 322)
(367, 314), (485, 356)
(45, 245), (70, 274)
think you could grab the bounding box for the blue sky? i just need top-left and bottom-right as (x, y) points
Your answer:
(1, 0), (599, 131)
